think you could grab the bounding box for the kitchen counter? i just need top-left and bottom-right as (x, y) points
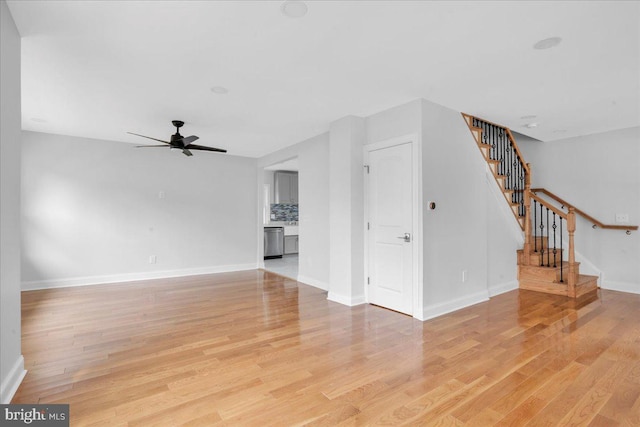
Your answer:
(264, 222), (298, 236)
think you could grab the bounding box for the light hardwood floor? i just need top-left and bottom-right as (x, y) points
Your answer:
(13, 270), (640, 426)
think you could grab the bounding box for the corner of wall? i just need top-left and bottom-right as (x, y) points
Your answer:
(0, 356), (26, 404)
(327, 291), (366, 307)
(1, 0), (25, 405)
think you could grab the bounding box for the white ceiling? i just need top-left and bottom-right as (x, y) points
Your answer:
(7, 1), (640, 158)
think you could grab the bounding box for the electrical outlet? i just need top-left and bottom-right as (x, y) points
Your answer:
(158, 190), (165, 199)
(462, 269), (467, 283)
(149, 255), (157, 264)
(615, 213), (629, 224)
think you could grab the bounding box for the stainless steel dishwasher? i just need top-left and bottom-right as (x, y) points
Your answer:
(264, 227), (284, 259)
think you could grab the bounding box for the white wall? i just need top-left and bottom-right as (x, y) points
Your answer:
(421, 100), (493, 319)
(1, 0), (26, 403)
(518, 127), (640, 293)
(328, 116), (366, 305)
(366, 99), (422, 145)
(258, 133), (330, 291)
(264, 170), (275, 204)
(21, 131), (258, 288)
(314, 98), (522, 319)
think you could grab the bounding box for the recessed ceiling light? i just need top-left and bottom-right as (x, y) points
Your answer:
(524, 123), (539, 129)
(210, 86), (228, 95)
(520, 115), (537, 120)
(281, 0), (308, 18)
(30, 117), (47, 123)
(533, 37), (562, 50)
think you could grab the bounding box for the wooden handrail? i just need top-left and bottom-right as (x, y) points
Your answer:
(531, 188), (638, 232)
(529, 192), (568, 218)
(505, 128), (531, 176)
(461, 113), (531, 175)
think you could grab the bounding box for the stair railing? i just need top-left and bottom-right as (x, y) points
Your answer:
(528, 192), (577, 296)
(462, 114), (530, 226)
(462, 113), (579, 296)
(531, 188), (638, 234)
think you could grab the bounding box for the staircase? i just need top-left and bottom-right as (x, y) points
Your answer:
(461, 113), (605, 298)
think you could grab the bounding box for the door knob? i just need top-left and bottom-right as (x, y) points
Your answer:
(396, 233), (411, 242)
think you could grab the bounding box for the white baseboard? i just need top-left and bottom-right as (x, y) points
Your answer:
(21, 263), (258, 291)
(1, 355), (26, 404)
(601, 281), (640, 295)
(327, 291), (366, 306)
(296, 275), (329, 291)
(488, 280), (518, 297)
(422, 290), (490, 321)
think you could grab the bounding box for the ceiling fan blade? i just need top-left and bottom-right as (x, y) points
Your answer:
(127, 132), (171, 145)
(182, 149), (193, 157)
(177, 135), (199, 145)
(135, 145), (169, 148)
(187, 144), (227, 153)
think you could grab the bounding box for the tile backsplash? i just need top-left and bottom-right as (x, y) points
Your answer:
(270, 204), (298, 222)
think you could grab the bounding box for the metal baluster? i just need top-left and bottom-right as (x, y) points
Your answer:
(494, 125), (498, 160)
(534, 199), (538, 252)
(552, 213), (557, 268)
(512, 143), (516, 194)
(489, 125), (496, 160)
(539, 202), (544, 265)
(517, 164), (524, 216)
(546, 207), (550, 267)
(483, 122), (488, 146)
(500, 129), (504, 175)
(560, 218), (564, 282)
(520, 163), (525, 216)
(507, 143), (512, 190)
(511, 142), (515, 191)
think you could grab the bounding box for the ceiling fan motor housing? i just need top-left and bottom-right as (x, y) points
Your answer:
(171, 120), (185, 143)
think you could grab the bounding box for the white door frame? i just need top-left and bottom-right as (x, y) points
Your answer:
(364, 134), (424, 320)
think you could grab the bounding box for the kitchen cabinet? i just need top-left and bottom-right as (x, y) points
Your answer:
(284, 235), (299, 254)
(274, 171), (298, 204)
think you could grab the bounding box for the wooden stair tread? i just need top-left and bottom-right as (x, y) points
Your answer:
(518, 278), (568, 296)
(576, 274), (598, 285)
(574, 274), (599, 297)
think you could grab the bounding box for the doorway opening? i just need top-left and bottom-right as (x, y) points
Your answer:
(263, 157), (299, 280)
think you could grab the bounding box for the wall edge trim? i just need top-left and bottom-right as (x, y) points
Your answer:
(21, 264), (258, 291)
(327, 291), (366, 306)
(601, 281), (640, 295)
(1, 355), (26, 404)
(422, 290), (490, 321)
(488, 280), (518, 297)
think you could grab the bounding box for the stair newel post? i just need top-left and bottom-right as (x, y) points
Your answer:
(568, 207), (577, 298)
(523, 165), (532, 265)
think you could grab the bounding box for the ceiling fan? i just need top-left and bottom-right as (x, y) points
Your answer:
(128, 120), (227, 157)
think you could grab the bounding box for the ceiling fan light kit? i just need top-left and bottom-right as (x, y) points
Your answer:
(128, 121), (227, 157)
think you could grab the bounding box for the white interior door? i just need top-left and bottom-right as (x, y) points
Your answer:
(367, 142), (413, 315)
